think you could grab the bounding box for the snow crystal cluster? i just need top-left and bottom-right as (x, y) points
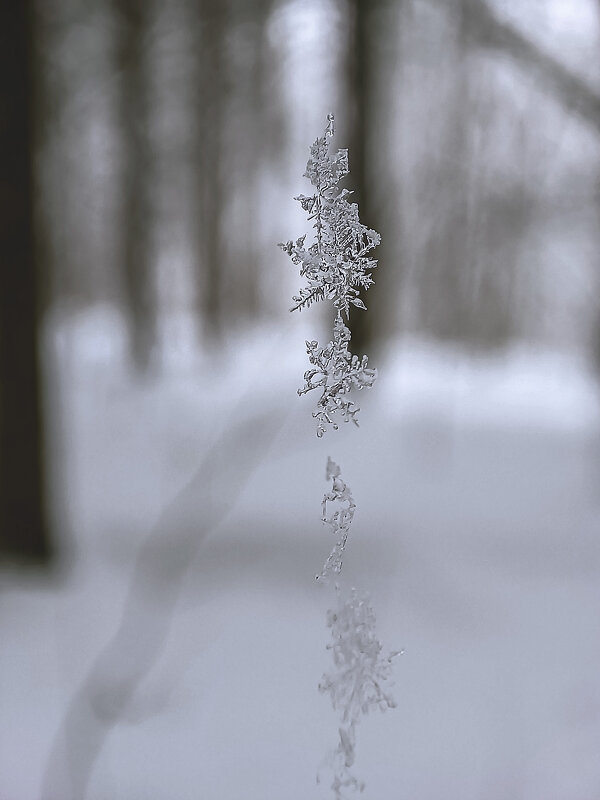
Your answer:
(279, 114), (379, 437)
(316, 460), (399, 798)
(317, 456), (356, 581)
(300, 318), (376, 438)
(319, 588), (399, 799)
(280, 115), (397, 800)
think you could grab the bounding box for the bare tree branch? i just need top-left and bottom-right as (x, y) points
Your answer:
(439, 0), (600, 132)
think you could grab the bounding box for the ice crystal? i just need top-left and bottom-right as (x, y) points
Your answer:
(280, 115), (379, 318)
(319, 587), (399, 799)
(317, 457), (356, 581)
(300, 317), (377, 438)
(278, 115), (380, 436)
(279, 116), (397, 800)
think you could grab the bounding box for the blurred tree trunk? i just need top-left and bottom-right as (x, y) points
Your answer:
(418, 0), (517, 348)
(190, 0), (281, 338)
(345, 0), (398, 355)
(112, 0), (156, 373)
(0, 1), (52, 562)
(194, 0), (228, 340)
(345, 0), (370, 354)
(419, 0), (473, 344)
(223, 0), (278, 324)
(345, 0), (377, 355)
(592, 0), (600, 385)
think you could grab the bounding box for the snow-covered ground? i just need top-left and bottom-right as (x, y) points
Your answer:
(2, 306), (600, 800)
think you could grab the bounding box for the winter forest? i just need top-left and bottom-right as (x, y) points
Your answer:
(2, 0), (600, 798)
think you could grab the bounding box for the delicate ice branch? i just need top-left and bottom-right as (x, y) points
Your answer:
(319, 587), (400, 799)
(278, 115), (380, 436)
(317, 457), (356, 581)
(300, 317), (377, 438)
(280, 117), (397, 800)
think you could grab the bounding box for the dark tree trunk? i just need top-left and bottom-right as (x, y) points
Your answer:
(591, 1), (600, 388)
(112, 0), (156, 373)
(224, 0), (276, 323)
(0, 0), (52, 562)
(195, 0), (228, 340)
(189, 0), (281, 338)
(345, 0), (373, 355)
(345, 0), (397, 356)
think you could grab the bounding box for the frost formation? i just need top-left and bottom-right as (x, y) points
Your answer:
(279, 114), (379, 437)
(316, 459), (399, 798)
(317, 456), (356, 581)
(280, 116), (397, 800)
(319, 587), (399, 799)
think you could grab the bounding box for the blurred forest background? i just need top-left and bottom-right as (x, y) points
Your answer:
(2, 0), (600, 562)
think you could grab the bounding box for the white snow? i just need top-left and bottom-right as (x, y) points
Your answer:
(2, 305), (600, 800)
